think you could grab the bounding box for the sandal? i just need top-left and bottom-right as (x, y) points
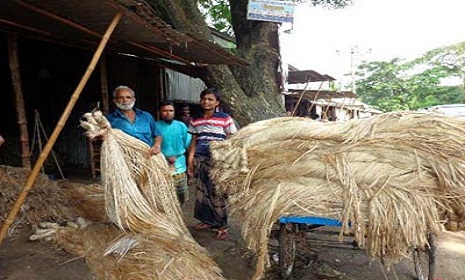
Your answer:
(193, 223), (213, 230)
(214, 228), (229, 240)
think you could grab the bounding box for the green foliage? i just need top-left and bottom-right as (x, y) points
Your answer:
(356, 42), (465, 112)
(198, 0), (232, 34)
(415, 86), (465, 109)
(414, 42), (465, 74)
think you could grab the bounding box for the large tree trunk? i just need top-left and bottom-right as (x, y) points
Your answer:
(147, 0), (285, 126)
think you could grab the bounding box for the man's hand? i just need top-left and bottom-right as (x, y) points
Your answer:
(148, 145), (161, 156)
(187, 165), (194, 178)
(167, 156), (176, 165)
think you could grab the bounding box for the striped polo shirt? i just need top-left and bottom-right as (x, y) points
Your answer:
(188, 111), (237, 157)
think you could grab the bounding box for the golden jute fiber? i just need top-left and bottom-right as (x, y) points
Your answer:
(56, 224), (225, 280)
(73, 112), (226, 279)
(100, 128), (186, 234)
(0, 165), (76, 235)
(210, 111), (465, 280)
(60, 181), (108, 223)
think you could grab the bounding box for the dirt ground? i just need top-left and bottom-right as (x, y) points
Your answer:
(1, 178), (464, 280)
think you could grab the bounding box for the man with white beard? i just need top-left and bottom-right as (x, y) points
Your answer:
(107, 85), (162, 156)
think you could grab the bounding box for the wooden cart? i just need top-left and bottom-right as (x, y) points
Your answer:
(278, 216), (436, 280)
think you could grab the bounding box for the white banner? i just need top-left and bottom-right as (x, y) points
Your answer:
(247, 0), (295, 23)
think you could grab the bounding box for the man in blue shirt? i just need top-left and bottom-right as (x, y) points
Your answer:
(156, 100), (192, 205)
(107, 85), (162, 156)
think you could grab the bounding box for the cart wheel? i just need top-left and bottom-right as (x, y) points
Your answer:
(279, 223), (296, 279)
(413, 233), (436, 280)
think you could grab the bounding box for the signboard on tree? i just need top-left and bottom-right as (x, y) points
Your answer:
(247, 0), (295, 23)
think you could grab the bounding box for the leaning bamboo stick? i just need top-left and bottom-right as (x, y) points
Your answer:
(0, 12), (123, 245)
(291, 81), (310, 117)
(306, 81), (324, 116)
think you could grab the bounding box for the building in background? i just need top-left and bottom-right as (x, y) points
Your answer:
(283, 67), (381, 120)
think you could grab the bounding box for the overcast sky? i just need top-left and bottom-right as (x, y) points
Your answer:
(280, 0), (465, 83)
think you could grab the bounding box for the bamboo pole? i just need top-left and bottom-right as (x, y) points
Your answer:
(8, 34), (31, 169)
(0, 12), (122, 245)
(306, 81), (324, 117)
(291, 81), (310, 117)
(324, 93), (334, 120)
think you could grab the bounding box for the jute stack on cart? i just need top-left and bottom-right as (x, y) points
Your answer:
(209, 111), (465, 280)
(49, 111), (226, 280)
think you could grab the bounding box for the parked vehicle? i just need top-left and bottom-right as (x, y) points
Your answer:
(421, 104), (465, 117)
(278, 216), (436, 280)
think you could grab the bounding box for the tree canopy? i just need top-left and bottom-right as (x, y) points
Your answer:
(356, 42), (465, 112)
(146, 0), (353, 126)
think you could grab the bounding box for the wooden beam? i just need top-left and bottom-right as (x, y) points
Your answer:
(8, 33), (31, 169)
(100, 55), (110, 115)
(103, 0), (181, 46)
(17, 0), (102, 38)
(129, 41), (191, 64)
(0, 18), (51, 36)
(16, 0), (192, 65)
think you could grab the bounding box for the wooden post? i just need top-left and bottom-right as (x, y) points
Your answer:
(100, 54), (109, 115)
(8, 34), (31, 169)
(0, 12), (123, 245)
(306, 81), (324, 117)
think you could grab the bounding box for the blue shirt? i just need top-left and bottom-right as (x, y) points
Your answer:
(107, 108), (160, 147)
(156, 120), (192, 174)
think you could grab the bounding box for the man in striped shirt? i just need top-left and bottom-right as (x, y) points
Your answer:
(187, 87), (237, 240)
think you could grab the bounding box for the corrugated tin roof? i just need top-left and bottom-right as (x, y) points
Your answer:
(310, 99), (379, 112)
(288, 70), (335, 84)
(285, 90), (357, 100)
(0, 0), (248, 66)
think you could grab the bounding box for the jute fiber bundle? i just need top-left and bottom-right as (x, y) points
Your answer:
(443, 197), (465, 231)
(210, 111), (465, 280)
(56, 224), (225, 280)
(78, 111), (226, 279)
(59, 181), (109, 223)
(81, 111), (185, 234)
(0, 165), (76, 234)
(101, 128), (186, 234)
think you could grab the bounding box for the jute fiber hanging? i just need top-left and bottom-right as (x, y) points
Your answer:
(81, 111), (184, 234)
(209, 111), (465, 280)
(72, 111), (226, 280)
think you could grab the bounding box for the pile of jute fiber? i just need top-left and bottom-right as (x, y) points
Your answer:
(55, 111), (226, 280)
(55, 222), (224, 280)
(210, 111), (465, 280)
(0, 165), (76, 235)
(59, 181), (109, 223)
